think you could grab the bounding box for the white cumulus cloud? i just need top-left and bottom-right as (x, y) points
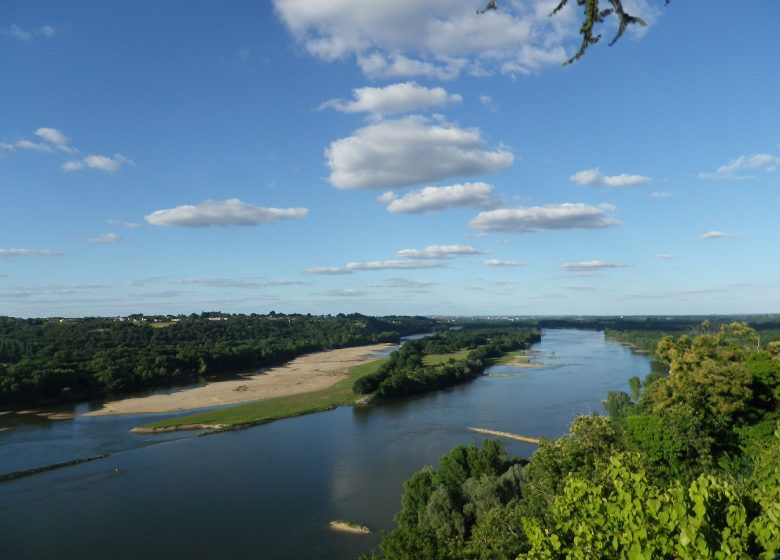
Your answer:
(326, 115), (513, 190)
(469, 203), (618, 233)
(698, 153), (780, 180)
(396, 244), (482, 259)
(383, 182), (495, 214)
(145, 199), (309, 228)
(570, 167), (651, 187)
(320, 82), (461, 116)
(273, 0), (605, 78)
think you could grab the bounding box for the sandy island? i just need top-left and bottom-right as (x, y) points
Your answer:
(84, 343), (394, 416)
(329, 521), (372, 534)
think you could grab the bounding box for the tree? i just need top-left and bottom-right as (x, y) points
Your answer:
(520, 453), (780, 559)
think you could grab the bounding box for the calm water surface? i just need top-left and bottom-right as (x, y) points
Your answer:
(0, 329), (654, 559)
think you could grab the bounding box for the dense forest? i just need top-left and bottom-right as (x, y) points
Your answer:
(0, 313), (437, 406)
(368, 323), (780, 559)
(354, 327), (540, 399)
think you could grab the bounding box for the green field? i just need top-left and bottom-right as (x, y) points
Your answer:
(136, 357), (388, 432)
(422, 349), (471, 366)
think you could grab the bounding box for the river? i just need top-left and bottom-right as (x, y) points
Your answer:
(0, 329), (656, 559)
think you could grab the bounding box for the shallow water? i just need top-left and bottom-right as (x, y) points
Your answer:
(0, 329), (652, 560)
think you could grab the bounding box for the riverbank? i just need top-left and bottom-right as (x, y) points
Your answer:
(133, 356), (388, 432)
(87, 343), (394, 417)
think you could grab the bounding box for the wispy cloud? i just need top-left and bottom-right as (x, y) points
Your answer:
(35, 128), (76, 153)
(346, 260), (446, 271)
(320, 82), (461, 117)
(0, 284), (106, 298)
(326, 115), (512, 190)
(571, 167), (651, 188)
(479, 94), (496, 111)
(561, 260), (624, 271)
(698, 230), (739, 240)
(2, 127), (135, 174)
(381, 182), (496, 214)
(303, 267), (354, 275)
(469, 203), (618, 233)
(395, 244), (482, 259)
(3, 24), (56, 42)
(319, 288), (367, 297)
(698, 153), (779, 180)
(174, 277), (305, 288)
(145, 199), (309, 228)
(484, 259), (525, 267)
(0, 248), (64, 258)
(63, 153), (134, 172)
(304, 258), (446, 275)
(650, 191), (673, 199)
(368, 278), (436, 289)
(563, 285), (597, 291)
(656, 254), (673, 260)
(107, 219), (141, 229)
(88, 233), (122, 244)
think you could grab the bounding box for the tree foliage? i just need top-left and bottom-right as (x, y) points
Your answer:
(354, 328), (540, 400)
(378, 323), (780, 559)
(0, 313), (437, 406)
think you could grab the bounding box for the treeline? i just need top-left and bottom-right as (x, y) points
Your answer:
(606, 319), (780, 356)
(354, 328), (540, 399)
(0, 313), (437, 406)
(368, 323), (780, 559)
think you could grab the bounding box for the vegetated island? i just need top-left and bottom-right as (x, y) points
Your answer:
(135, 326), (541, 433)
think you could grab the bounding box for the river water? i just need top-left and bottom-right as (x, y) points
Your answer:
(0, 330), (655, 559)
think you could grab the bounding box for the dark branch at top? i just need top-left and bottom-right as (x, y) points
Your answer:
(479, 1), (670, 65)
(550, 0), (651, 64)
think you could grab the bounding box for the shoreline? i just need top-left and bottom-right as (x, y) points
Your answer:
(85, 343), (394, 417)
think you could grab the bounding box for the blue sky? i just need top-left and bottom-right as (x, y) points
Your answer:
(2, 0), (779, 317)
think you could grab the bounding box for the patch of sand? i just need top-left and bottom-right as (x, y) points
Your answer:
(38, 412), (76, 420)
(329, 521), (371, 534)
(84, 343), (394, 416)
(504, 360), (545, 368)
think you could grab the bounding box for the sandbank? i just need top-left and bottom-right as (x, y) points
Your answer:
(85, 343), (394, 416)
(329, 521), (371, 534)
